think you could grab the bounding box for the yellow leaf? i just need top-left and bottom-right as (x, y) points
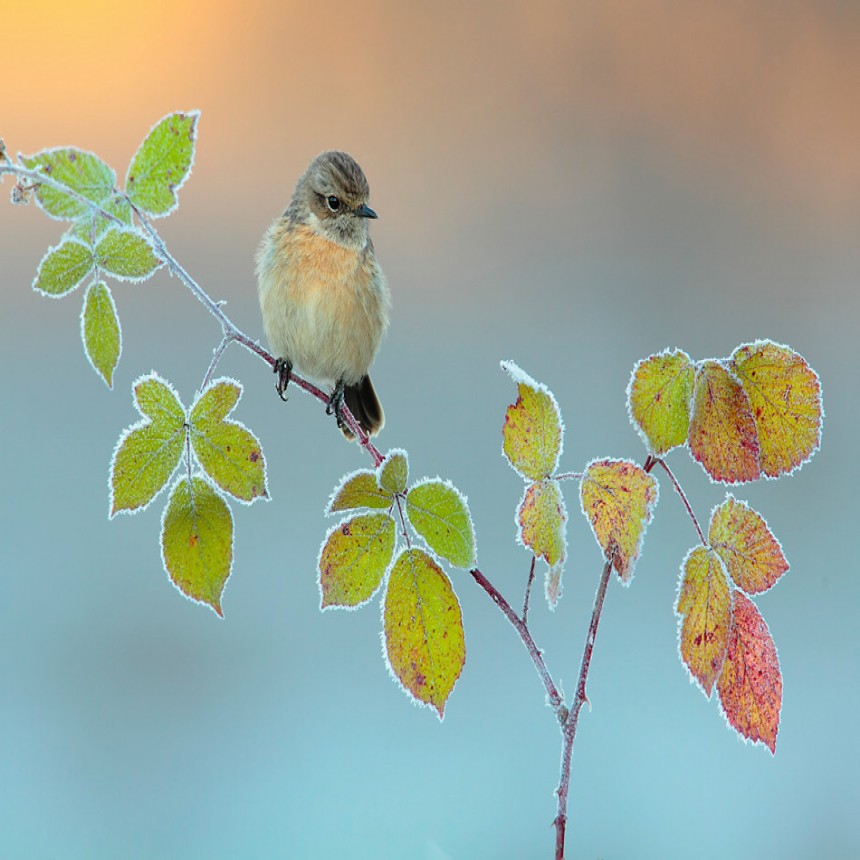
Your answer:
(383, 548), (465, 718)
(501, 361), (563, 480)
(518, 480), (567, 608)
(688, 360), (760, 484)
(327, 470), (392, 514)
(676, 547), (731, 696)
(580, 459), (658, 583)
(378, 449), (408, 495)
(730, 340), (822, 478)
(709, 496), (788, 594)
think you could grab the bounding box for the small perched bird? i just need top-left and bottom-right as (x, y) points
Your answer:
(256, 151), (390, 437)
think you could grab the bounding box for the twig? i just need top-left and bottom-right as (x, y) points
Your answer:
(652, 457), (707, 545)
(554, 558), (613, 860)
(522, 555), (536, 625)
(469, 568), (563, 714)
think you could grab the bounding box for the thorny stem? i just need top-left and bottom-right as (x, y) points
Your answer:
(649, 456), (707, 545)
(554, 558), (613, 859)
(469, 568), (563, 714)
(0, 160), (384, 466)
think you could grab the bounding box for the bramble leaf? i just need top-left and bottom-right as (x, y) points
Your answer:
(94, 228), (161, 281)
(110, 374), (186, 516)
(33, 237), (93, 297)
(580, 459), (658, 584)
(730, 340), (822, 478)
(717, 592), (782, 754)
(327, 470), (392, 514)
(81, 281), (121, 388)
(501, 361), (563, 480)
(383, 548), (465, 718)
(21, 148), (115, 220)
(709, 496), (788, 594)
(628, 349), (695, 454)
(688, 360), (760, 484)
(676, 547), (731, 696)
(126, 110), (199, 217)
(161, 475), (232, 617)
(406, 479), (476, 568)
(378, 449), (408, 495)
(518, 480), (567, 606)
(189, 379), (267, 504)
(318, 512), (396, 608)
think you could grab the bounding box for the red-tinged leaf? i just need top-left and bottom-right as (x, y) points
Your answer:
(717, 592), (782, 754)
(676, 547), (731, 696)
(517, 480), (567, 608)
(383, 548), (465, 718)
(627, 349), (695, 455)
(688, 360), (760, 484)
(709, 496), (788, 594)
(501, 361), (563, 480)
(730, 340), (823, 478)
(579, 459), (658, 584)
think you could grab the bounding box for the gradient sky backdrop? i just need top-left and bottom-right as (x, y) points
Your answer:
(2, 2), (858, 858)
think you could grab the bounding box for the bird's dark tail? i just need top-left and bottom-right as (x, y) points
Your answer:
(342, 375), (384, 438)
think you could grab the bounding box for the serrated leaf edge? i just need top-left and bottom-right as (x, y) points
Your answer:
(324, 467), (391, 516)
(158, 472), (233, 618)
(95, 226), (163, 283)
(124, 110), (200, 219)
(108, 371), (186, 518)
(188, 375), (269, 505)
(377, 447), (410, 494)
(32, 235), (94, 299)
(406, 475), (477, 568)
(79, 280), (122, 389)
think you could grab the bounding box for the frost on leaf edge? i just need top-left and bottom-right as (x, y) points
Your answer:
(108, 371), (185, 519)
(158, 471), (234, 619)
(406, 475), (478, 568)
(79, 279), (122, 388)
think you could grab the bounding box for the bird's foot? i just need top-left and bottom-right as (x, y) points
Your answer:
(274, 358), (293, 401)
(326, 380), (347, 429)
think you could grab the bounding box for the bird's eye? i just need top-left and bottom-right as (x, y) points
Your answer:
(326, 195), (340, 211)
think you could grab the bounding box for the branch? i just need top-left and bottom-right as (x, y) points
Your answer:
(554, 558), (613, 860)
(469, 567), (564, 714)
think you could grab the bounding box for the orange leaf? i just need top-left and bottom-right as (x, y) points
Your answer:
(709, 496), (788, 594)
(676, 547), (731, 695)
(717, 592), (782, 754)
(730, 340), (822, 478)
(579, 459), (658, 584)
(688, 360), (760, 484)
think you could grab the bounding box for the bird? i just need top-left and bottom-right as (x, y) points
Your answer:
(256, 151), (390, 438)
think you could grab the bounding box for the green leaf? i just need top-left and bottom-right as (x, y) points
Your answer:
(70, 194), (133, 244)
(406, 479), (476, 568)
(327, 470), (392, 514)
(501, 361), (563, 480)
(126, 110), (199, 216)
(378, 449), (408, 495)
(383, 548), (466, 718)
(161, 476), (233, 617)
(94, 228), (161, 281)
(21, 148), (115, 220)
(627, 349), (695, 455)
(517, 479), (567, 607)
(189, 378), (267, 503)
(81, 281), (121, 388)
(318, 513), (396, 608)
(110, 373), (187, 516)
(33, 237), (94, 297)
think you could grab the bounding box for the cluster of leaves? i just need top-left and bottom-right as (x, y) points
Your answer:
(500, 361), (659, 607)
(19, 111), (198, 386)
(628, 342), (823, 751)
(111, 374), (268, 615)
(320, 450), (474, 717)
(11, 111), (273, 616)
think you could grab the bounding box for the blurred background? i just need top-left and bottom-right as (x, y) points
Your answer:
(1, 2), (858, 858)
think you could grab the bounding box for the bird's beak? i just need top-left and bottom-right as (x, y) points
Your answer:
(355, 203), (378, 219)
